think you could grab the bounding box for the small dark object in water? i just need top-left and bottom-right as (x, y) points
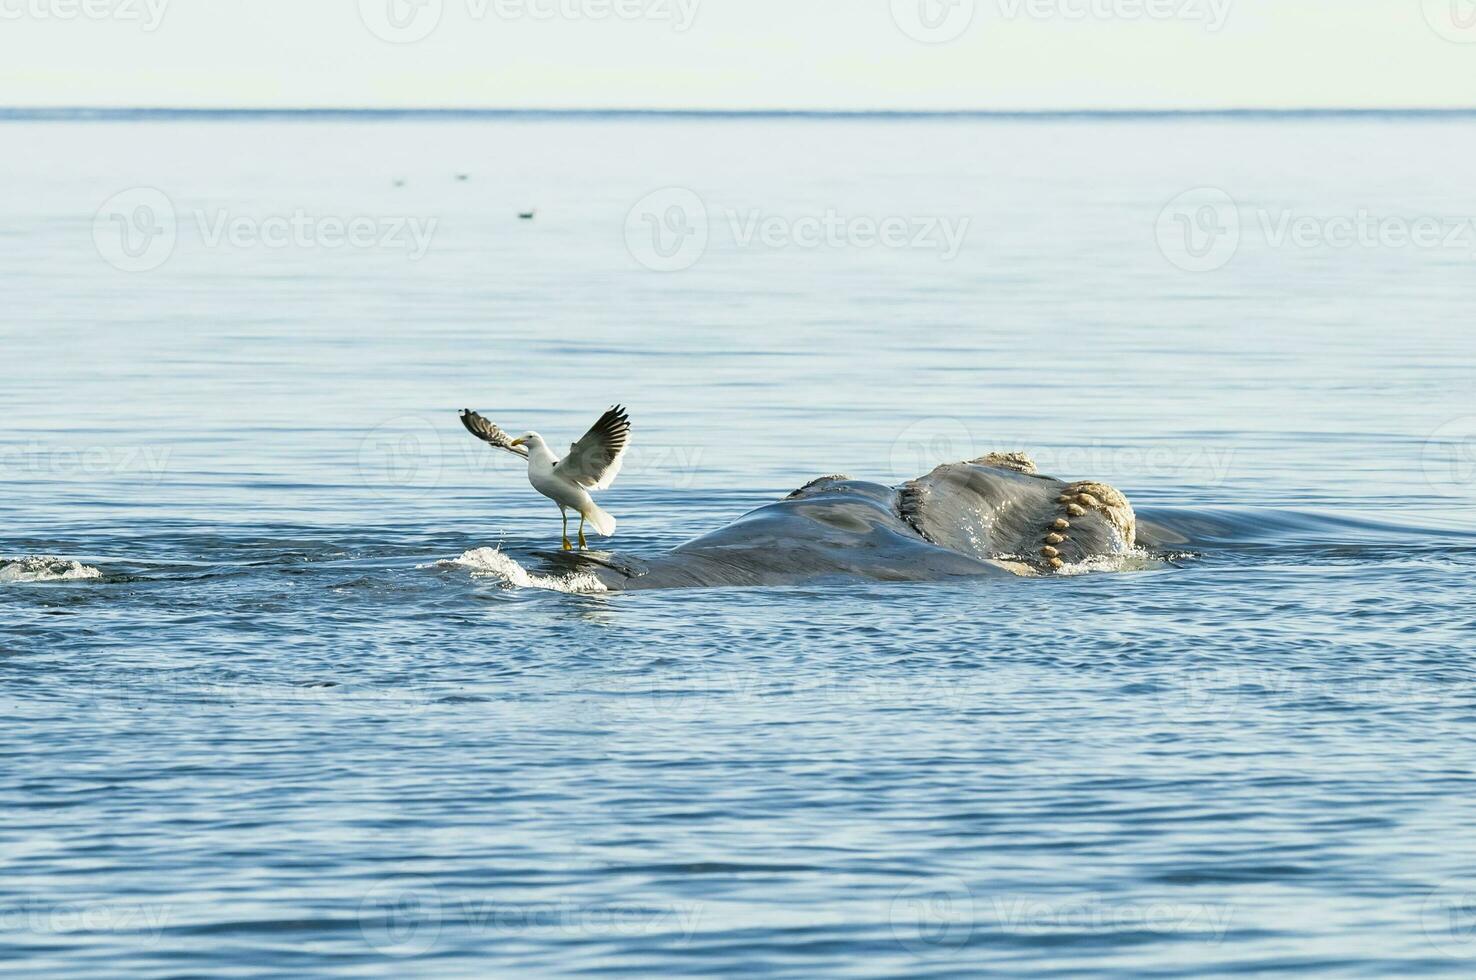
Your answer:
(455, 174), (469, 181)
(518, 210), (536, 220)
(393, 178), (406, 187)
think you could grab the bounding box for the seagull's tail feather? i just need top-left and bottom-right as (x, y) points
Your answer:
(582, 503), (617, 537)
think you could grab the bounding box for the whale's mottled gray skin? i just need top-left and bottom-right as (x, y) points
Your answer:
(548, 453), (1159, 591)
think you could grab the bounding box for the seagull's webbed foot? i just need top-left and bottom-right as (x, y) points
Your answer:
(561, 537), (573, 552)
(578, 530), (588, 550)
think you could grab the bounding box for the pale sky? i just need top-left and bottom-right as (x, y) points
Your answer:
(2, 0), (1474, 110)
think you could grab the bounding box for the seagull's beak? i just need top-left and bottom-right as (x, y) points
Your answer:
(510, 437), (525, 447)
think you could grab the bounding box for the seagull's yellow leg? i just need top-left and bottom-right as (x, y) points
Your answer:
(560, 507), (572, 551)
(578, 514), (588, 551)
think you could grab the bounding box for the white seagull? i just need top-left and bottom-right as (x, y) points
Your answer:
(459, 406), (631, 551)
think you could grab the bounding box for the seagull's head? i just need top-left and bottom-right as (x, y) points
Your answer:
(510, 431), (545, 450)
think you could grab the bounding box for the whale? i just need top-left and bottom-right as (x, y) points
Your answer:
(529, 453), (1182, 591)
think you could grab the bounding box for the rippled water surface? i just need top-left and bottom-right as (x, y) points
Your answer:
(4, 114), (1476, 977)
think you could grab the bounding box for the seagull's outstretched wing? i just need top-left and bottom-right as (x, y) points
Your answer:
(459, 409), (529, 459)
(559, 405), (630, 490)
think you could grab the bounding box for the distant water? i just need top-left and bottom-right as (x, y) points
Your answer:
(3, 114), (1476, 978)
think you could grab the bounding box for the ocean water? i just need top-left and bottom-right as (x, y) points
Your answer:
(3, 113), (1476, 977)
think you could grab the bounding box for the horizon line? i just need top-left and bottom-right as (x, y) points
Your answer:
(4, 106), (1476, 121)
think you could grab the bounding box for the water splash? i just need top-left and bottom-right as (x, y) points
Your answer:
(0, 556), (102, 583)
(1053, 548), (1180, 576)
(993, 547), (1177, 577)
(429, 547), (608, 594)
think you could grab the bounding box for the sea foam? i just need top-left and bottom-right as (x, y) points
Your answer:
(427, 547), (608, 594)
(0, 556), (103, 583)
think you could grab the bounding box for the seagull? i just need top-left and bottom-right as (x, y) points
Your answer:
(459, 406), (630, 551)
